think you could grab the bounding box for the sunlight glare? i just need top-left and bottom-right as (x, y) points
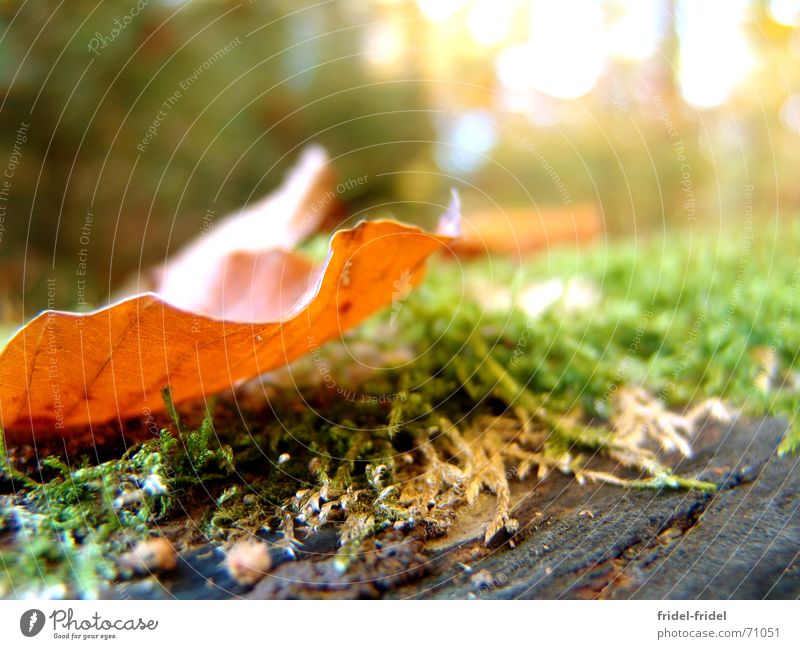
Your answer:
(417, 0), (468, 23)
(678, 0), (755, 108)
(496, 0), (606, 100)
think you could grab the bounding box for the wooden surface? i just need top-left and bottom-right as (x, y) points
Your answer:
(113, 417), (800, 600)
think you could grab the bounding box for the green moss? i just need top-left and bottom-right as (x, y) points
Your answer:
(398, 219), (799, 454)
(0, 427), (167, 596)
(0, 392), (240, 596)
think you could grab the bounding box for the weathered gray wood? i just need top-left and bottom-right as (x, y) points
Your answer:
(115, 417), (799, 599)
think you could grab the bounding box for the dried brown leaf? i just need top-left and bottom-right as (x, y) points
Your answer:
(0, 147), (460, 446)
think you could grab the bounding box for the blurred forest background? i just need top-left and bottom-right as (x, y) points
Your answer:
(0, 0), (798, 320)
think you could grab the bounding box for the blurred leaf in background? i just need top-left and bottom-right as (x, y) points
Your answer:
(1, 0), (799, 322)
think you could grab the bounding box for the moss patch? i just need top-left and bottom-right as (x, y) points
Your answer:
(2, 220), (799, 596)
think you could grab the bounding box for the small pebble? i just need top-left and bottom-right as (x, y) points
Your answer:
(122, 538), (177, 574)
(225, 540), (271, 585)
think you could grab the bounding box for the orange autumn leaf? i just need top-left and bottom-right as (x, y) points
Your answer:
(450, 203), (601, 256)
(0, 147), (460, 447)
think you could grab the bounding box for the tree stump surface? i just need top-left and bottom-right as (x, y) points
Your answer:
(114, 417), (800, 600)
